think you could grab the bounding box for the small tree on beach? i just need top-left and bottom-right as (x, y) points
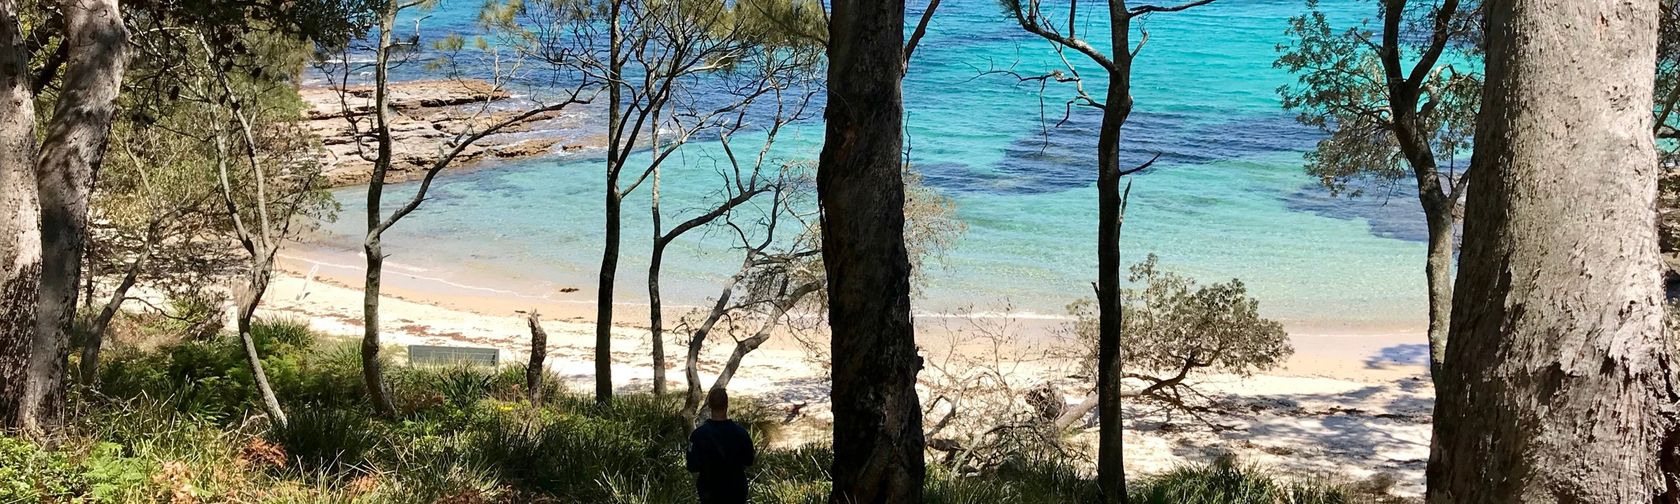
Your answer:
(1275, 0), (1480, 384)
(678, 167), (962, 428)
(998, 0), (1222, 499)
(638, 16), (823, 398)
(1052, 254), (1292, 430)
(318, 1), (594, 417)
(496, 0), (827, 404)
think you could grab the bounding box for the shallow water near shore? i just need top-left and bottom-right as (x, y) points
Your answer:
(302, 0), (1435, 335)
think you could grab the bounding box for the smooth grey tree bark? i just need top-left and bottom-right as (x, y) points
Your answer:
(1426, 0), (1680, 501)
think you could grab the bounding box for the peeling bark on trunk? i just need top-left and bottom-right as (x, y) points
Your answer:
(22, 0), (126, 433)
(0, 0), (41, 432)
(1425, 1), (1680, 501)
(1421, 207), (1453, 381)
(820, 0), (925, 498)
(526, 311), (547, 403)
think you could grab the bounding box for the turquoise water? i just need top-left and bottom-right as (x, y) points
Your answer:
(308, 0), (1434, 331)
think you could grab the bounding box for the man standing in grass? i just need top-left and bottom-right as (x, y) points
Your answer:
(687, 388), (755, 504)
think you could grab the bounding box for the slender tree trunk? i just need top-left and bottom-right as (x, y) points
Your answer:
(1094, 70), (1132, 504)
(236, 266), (287, 427)
(706, 284), (812, 397)
(1426, 0), (1680, 501)
(684, 273), (738, 428)
(0, 0), (43, 433)
(526, 311), (547, 403)
(361, 5), (399, 418)
(648, 243), (666, 396)
(596, 187), (620, 404)
(1094, 4), (1137, 500)
(649, 124), (666, 397)
(596, 0), (624, 406)
(78, 241), (149, 384)
(820, 0), (925, 498)
(26, 0), (126, 433)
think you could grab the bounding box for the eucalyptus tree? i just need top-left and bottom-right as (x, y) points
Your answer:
(498, 0), (828, 404)
(1276, 0), (1479, 382)
(998, 0), (1218, 500)
(815, 0), (952, 495)
(320, 0), (593, 416)
(0, 0), (126, 435)
(195, 36), (329, 427)
(1427, 0), (1680, 501)
(645, 46), (820, 397)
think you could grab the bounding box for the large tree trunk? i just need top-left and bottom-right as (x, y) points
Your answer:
(360, 5), (399, 418)
(1425, 0), (1680, 501)
(26, 0), (126, 433)
(0, 0), (43, 433)
(819, 0), (925, 498)
(1094, 69), (1132, 504)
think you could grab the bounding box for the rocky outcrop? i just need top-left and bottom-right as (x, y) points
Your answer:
(300, 79), (594, 187)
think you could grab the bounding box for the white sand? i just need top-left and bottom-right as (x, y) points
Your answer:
(249, 252), (1434, 497)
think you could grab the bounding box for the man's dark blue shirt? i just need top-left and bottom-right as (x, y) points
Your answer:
(686, 419), (755, 504)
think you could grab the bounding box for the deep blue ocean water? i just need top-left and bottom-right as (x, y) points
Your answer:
(306, 0), (1436, 331)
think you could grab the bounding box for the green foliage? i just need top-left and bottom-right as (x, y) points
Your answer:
(0, 435), (87, 502)
(432, 365), (497, 410)
(1273, 0), (1480, 197)
(1129, 456), (1367, 504)
(1121, 254), (1293, 375)
(97, 318), (371, 422)
(923, 455), (1096, 504)
(34, 336), (1398, 503)
(265, 408), (379, 473)
(1069, 254), (1292, 380)
(467, 402), (690, 501)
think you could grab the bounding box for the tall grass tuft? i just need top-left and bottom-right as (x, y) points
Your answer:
(265, 408), (378, 474)
(1129, 455), (1367, 504)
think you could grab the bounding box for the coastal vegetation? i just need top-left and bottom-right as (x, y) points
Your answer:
(2, 0), (1677, 503)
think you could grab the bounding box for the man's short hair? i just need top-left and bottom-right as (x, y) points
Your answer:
(707, 387), (729, 413)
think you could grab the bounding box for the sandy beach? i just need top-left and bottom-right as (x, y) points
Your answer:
(254, 246), (1436, 497)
